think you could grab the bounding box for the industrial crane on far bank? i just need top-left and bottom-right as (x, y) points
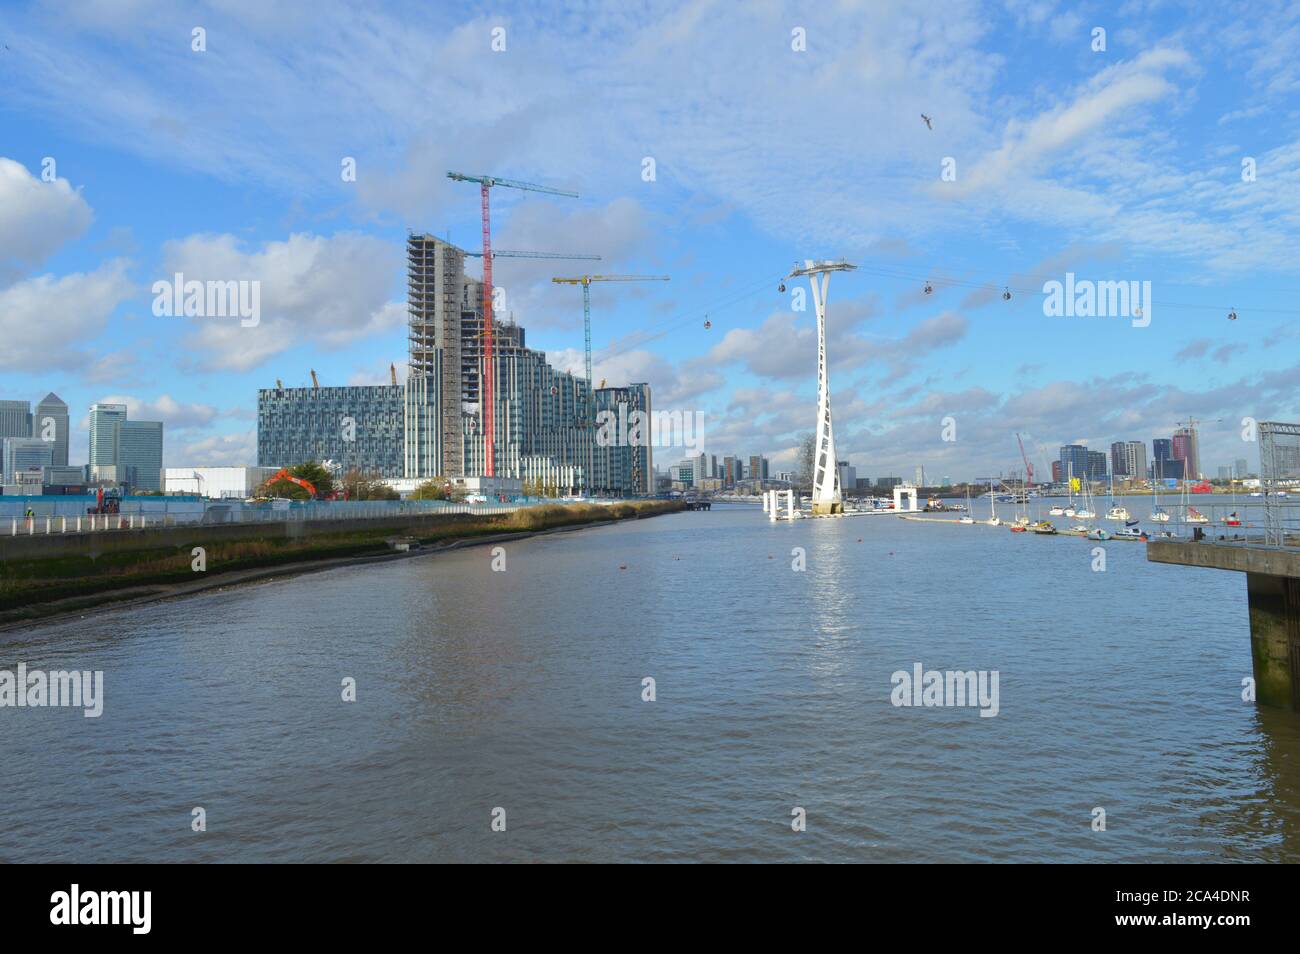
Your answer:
(551, 275), (670, 385)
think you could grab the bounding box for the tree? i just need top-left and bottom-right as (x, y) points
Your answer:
(412, 478), (452, 500)
(341, 468), (399, 501)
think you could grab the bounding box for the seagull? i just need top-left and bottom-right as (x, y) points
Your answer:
(921, 114), (933, 130)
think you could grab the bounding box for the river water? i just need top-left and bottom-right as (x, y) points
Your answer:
(2, 502), (1298, 862)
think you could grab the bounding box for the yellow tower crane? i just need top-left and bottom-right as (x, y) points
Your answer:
(551, 275), (669, 384)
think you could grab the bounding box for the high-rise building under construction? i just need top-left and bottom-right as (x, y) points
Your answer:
(407, 233), (467, 476)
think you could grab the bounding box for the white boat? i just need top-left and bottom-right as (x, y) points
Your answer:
(1113, 527), (1146, 540)
(1150, 506), (1170, 522)
(985, 492), (1001, 526)
(1185, 507), (1210, 524)
(1068, 523), (1090, 534)
(1104, 472), (1129, 521)
(1048, 505), (1066, 516)
(1063, 507), (1076, 517)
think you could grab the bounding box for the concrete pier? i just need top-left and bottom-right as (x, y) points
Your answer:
(1147, 540), (1300, 709)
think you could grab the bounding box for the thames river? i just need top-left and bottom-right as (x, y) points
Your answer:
(2, 503), (1298, 862)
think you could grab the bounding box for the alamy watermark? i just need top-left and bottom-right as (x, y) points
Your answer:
(595, 406), (704, 453)
(0, 664), (103, 717)
(152, 272), (261, 327)
(1042, 273), (1150, 328)
(890, 663), (999, 717)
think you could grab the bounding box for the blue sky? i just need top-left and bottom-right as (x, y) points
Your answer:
(1, 0), (1298, 479)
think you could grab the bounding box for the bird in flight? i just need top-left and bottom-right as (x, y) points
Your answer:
(921, 114), (933, 130)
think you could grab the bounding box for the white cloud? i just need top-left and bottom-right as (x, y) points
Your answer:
(0, 261), (135, 370)
(0, 157), (94, 279)
(88, 393), (219, 430)
(157, 231), (403, 371)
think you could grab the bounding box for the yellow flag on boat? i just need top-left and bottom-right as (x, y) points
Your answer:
(1069, 477), (1080, 492)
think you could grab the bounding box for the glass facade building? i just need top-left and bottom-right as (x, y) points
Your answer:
(258, 384), (409, 478)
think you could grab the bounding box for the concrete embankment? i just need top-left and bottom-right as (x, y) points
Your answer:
(0, 501), (684, 628)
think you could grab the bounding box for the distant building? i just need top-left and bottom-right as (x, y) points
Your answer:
(878, 476), (903, 489)
(837, 460), (856, 491)
(1111, 440), (1147, 480)
(1234, 458), (1250, 478)
(1059, 444), (1088, 484)
(1051, 460), (1062, 482)
(1086, 450), (1108, 481)
(749, 455), (769, 481)
(87, 403), (163, 491)
(165, 466), (279, 498)
(2, 437), (53, 486)
(88, 403), (129, 469)
(0, 400), (31, 441)
(120, 421), (164, 492)
(1172, 427), (1200, 480)
(258, 384), (409, 478)
(592, 383), (653, 496)
(33, 393), (69, 466)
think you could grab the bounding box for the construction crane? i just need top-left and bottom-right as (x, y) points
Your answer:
(447, 171), (579, 477)
(465, 249), (600, 262)
(551, 275), (670, 385)
(1016, 432), (1034, 488)
(309, 369), (319, 390)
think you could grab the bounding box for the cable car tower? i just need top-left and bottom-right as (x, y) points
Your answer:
(787, 259), (857, 515)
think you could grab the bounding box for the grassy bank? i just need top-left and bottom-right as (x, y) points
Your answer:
(0, 500), (682, 618)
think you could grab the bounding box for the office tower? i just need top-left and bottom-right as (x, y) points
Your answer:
(1152, 438), (1173, 479)
(119, 420), (164, 492)
(1086, 451), (1108, 481)
(1234, 458), (1249, 478)
(837, 460), (856, 491)
(1059, 444), (1088, 484)
(1051, 460), (1062, 482)
(0, 400), (32, 441)
(33, 393), (69, 466)
(88, 403), (129, 468)
(2, 437), (53, 484)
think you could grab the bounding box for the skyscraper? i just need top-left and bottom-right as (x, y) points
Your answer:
(33, 392), (69, 466)
(2, 437), (53, 485)
(1152, 438), (1173, 479)
(88, 403), (128, 468)
(0, 400), (32, 441)
(1059, 444), (1088, 484)
(1110, 440), (1147, 480)
(1086, 451), (1108, 481)
(407, 234), (466, 477)
(119, 421), (164, 492)
(1172, 426), (1200, 480)
(88, 403), (163, 491)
